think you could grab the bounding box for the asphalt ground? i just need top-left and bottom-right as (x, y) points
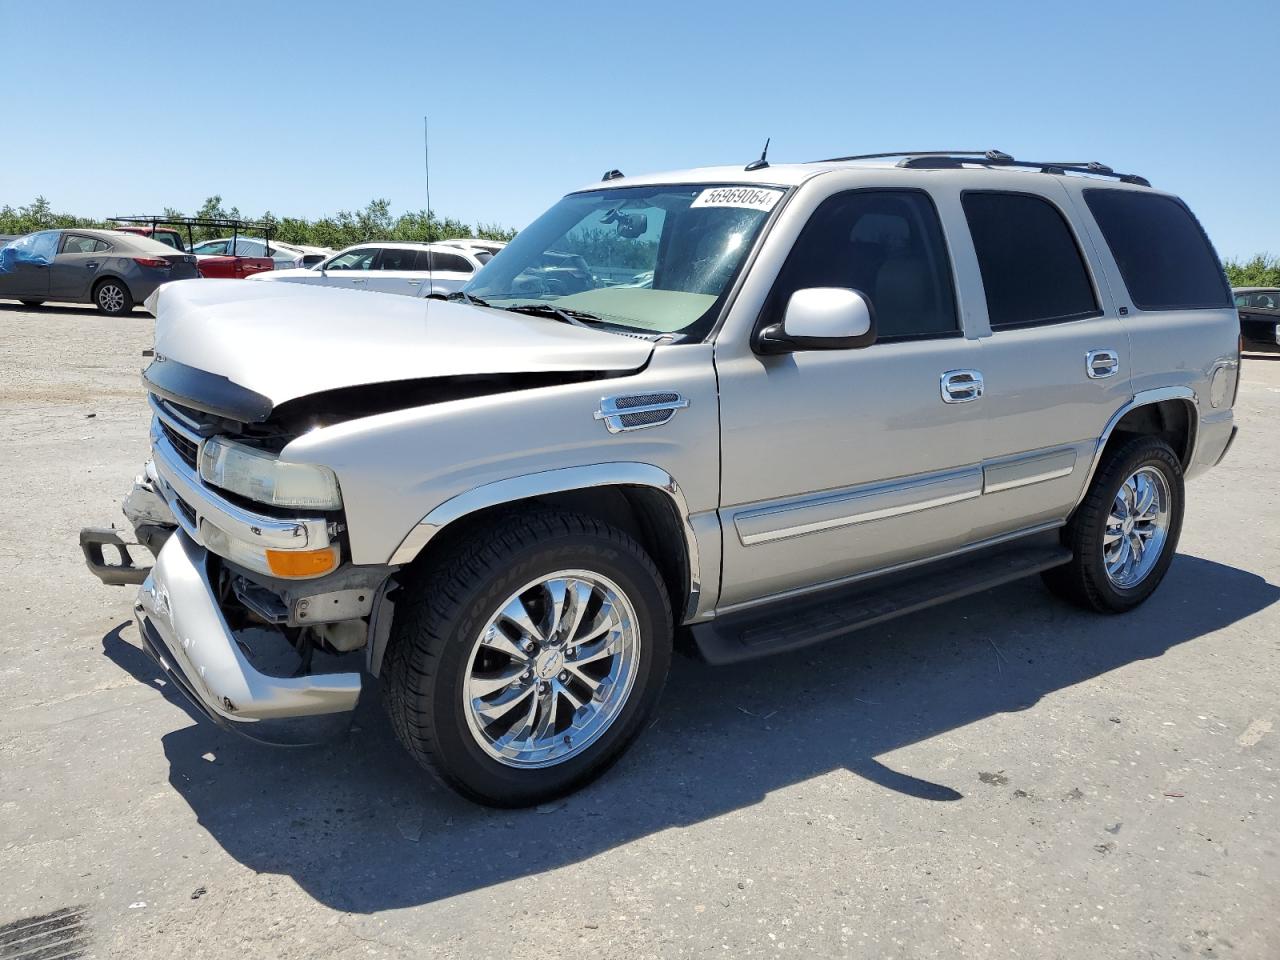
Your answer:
(1, 301), (1277, 959)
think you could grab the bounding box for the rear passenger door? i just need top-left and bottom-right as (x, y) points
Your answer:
(953, 184), (1132, 541)
(423, 251), (475, 294)
(364, 246), (425, 296)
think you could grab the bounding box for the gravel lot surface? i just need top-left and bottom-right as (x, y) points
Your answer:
(1, 301), (1277, 959)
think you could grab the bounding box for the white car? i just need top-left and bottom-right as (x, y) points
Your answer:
(192, 237), (331, 270)
(435, 238), (507, 264)
(249, 241), (486, 297)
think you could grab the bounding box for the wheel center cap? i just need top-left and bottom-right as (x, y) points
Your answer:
(535, 649), (564, 680)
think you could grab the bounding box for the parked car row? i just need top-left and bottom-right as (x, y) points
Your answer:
(0, 227), (507, 313)
(250, 240), (497, 297)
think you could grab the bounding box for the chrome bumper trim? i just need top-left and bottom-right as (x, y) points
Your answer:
(136, 531), (361, 726)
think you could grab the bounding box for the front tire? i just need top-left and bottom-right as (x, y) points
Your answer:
(20, 300), (44, 307)
(93, 279), (133, 315)
(1043, 435), (1184, 613)
(382, 509), (673, 806)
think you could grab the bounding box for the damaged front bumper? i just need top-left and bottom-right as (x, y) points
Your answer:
(135, 530), (363, 744)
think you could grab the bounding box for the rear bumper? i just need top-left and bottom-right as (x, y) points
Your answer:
(1187, 409), (1236, 480)
(135, 530), (361, 744)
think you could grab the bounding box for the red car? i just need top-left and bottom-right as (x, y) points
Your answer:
(109, 218), (275, 279)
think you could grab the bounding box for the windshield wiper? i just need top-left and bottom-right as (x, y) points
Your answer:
(500, 302), (610, 327)
(445, 291), (492, 308)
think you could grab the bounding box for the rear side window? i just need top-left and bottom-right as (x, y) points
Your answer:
(1083, 189), (1231, 311)
(62, 235), (108, 254)
(416, 251), (474, 274)
(435, 252), (473, 274)
(377, 247), (418, 270)
(962, 192), (1099, 328)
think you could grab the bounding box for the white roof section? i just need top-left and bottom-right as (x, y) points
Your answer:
(569, 157), (1159, 196)
(333, 240), (487, 253)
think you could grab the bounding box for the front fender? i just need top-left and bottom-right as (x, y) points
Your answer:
(282, 343), (722, 612)
(388, 461), (706, 619)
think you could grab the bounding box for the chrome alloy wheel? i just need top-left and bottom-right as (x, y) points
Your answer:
(1104, 466), (1171, 588)
(98, 283), (125, 312)
(463, 570), (641, 768)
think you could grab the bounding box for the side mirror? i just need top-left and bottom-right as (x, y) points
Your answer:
(756, 287), (876, 354)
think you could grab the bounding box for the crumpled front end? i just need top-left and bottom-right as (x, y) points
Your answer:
(86, 387), (397, 744)
(135, 531), (361, 743)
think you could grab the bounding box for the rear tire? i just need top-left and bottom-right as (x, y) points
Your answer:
(1042, 435), (1184, 613)
(382, 509), (673, 807)
(19, 300), (44, 307)
(93, 279), (133, 316)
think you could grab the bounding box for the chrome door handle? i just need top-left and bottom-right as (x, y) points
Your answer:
(85, 262), (98, 269)
(1086, 349), (1120, 379)
(351, 277), (367, 285)
(941, 369), (984, 403)
(407, 279), (422, 285)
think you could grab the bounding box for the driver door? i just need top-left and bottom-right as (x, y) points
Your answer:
(319, 246), (381, 291)
(714, 188), (986, 608)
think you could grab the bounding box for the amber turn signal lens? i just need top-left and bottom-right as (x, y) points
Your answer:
(265, 546), (339, 578)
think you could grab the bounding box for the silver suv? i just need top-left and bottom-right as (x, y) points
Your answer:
(83, 150), (1240, 806)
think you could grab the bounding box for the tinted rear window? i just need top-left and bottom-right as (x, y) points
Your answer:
(962, 192), (1099, 328)
(1083, 190), (1230, 311)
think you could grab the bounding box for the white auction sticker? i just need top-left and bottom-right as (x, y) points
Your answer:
(691, 187), (783, 212)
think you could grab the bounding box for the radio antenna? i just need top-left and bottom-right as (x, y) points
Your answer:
(423, 115), (433, 293)
(745, 137), (771, 171)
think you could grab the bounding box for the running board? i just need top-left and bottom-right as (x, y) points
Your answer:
(690, 541), (1072, 665)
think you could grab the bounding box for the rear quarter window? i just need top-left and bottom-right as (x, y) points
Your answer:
(961, 191), (1100, 329)
(1083, 189), (1231, 311)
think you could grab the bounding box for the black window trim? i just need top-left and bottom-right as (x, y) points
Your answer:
(1081, 187), (1233, 312)
(960, 188), (1104, 331)
(754, 186), (965, 347)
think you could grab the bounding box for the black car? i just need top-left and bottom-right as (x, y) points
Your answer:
(0, 228), (200, 315)
(1235, 287), (1280, 352)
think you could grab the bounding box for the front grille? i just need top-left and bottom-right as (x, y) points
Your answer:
(160, 421), (199, 470)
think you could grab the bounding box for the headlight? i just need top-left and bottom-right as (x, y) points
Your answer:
(199, 438), (342, 510)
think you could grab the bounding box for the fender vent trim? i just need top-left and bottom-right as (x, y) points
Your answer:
(595, 392), (689, 433)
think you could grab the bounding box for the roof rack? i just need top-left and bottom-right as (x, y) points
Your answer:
(108, 216), (275, 253)
(809, 150), (1150, 187)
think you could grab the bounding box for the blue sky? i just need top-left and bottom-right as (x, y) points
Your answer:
(2, 0), (1276, 259)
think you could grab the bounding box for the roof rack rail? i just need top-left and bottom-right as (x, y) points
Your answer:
(108, 216), (275, 253)
(897, 154), (1150, 186)
(809, 150), (1005, 164)
(809, 150), (1150, 187)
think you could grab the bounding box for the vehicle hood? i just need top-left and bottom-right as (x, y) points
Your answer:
(147, 279), (654, 411)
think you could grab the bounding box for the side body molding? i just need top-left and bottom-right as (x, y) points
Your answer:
(1072, 385), (1198, 509)
(387, 463), (705, 621)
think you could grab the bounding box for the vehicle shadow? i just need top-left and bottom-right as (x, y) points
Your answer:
(101, 553), (1278, 913)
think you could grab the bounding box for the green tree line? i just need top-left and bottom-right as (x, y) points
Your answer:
(0, 196), (516, 249)
(1223, 254), (1280, 288)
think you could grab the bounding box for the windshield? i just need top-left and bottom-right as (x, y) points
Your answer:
(464, 183), (784, 338)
